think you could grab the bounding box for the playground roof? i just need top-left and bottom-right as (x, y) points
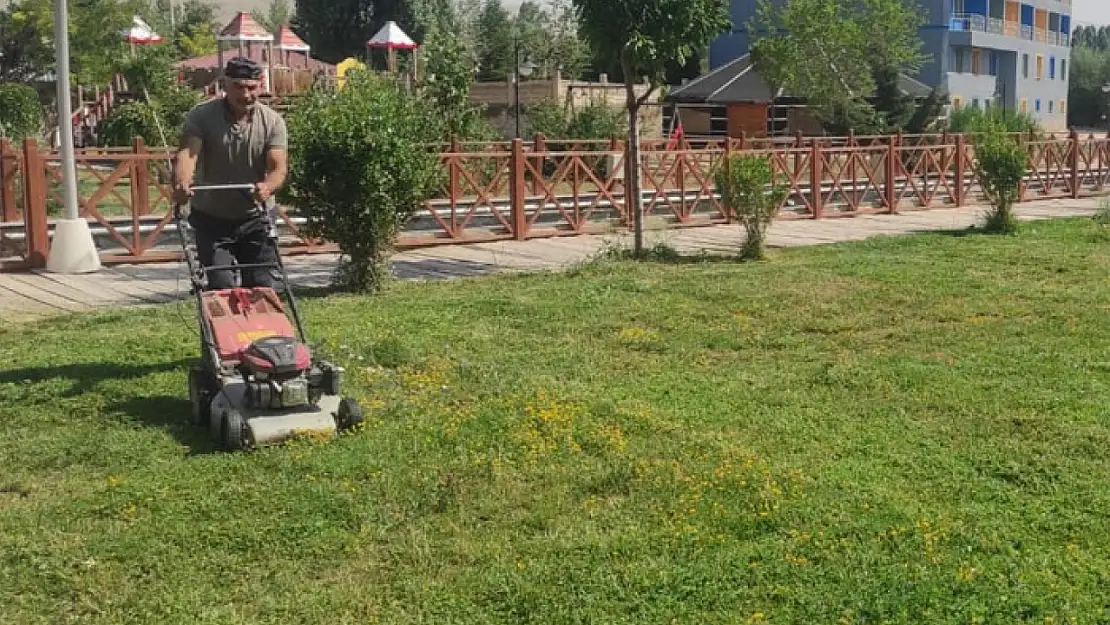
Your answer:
(367, 21), (417, 49)
(218, 11), (272, 42)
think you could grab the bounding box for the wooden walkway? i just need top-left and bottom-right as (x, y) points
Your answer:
(1, 197), (1103, 325)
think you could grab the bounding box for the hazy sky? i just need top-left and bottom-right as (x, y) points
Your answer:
(1074, 0), (1110, 26)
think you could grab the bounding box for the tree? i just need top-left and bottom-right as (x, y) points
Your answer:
(749, 0), (931, 133)
(292, 0), (419, 65)
(0, 83), (44, 141)
(141, 0), (218, 59)
(281, 70), (443, 292)
(253, 0), (291, 32)
(0, 3), (53, 83)
(419, 25), (496, 141)
(475, 0), (513, 81)
(20, 0), (144, 85)
(571, 0), (731, 257)
(513, 0), (589, 80)
(1067, 40), (1110, 129)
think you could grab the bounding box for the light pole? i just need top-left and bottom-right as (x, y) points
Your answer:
(513, 36), (536, 139)
(46, 0), (101, 273)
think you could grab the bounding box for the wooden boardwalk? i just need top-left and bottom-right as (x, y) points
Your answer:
(1, 197), (1103, 325)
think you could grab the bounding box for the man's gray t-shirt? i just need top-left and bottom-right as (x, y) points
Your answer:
(182, 98), (287, 221)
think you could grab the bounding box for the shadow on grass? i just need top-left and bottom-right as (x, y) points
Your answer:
(0, 360), (220, 455)
(113, 395), (221, 456)
(0, 360), (190, 398)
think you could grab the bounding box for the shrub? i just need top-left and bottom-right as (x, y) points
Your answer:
(98, 85), (203, 148)
(947, 105), (1040, 135)
(526, 100), (626, 142)
(972, 123), (1027, 234)
(0, 83), (44, 141)
(281, 70), (442, 293)
(715, 154), (789, 260)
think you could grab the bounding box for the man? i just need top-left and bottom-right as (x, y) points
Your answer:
(173, 56), (288, 290)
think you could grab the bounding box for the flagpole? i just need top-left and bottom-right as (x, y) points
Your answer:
(46, 0), (101, 273)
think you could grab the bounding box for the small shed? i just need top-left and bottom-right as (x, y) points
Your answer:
(665, 54), (934, 137)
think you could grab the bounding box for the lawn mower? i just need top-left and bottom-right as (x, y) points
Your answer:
(176, 184), (362, 451)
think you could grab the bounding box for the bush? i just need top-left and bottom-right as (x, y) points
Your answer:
(98, 85), (203, 148)
(972, 123), (1027, 234)
(947, 105), (1040, 135)
(714, 154), (789, 260)
(281, 70), (443, 293)
(526, 100), (626, 142)
(0, 83), (44, 141)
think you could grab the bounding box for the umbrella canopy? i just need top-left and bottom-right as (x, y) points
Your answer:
(123, 16), (163, 45)
(366, 21), (417, 49)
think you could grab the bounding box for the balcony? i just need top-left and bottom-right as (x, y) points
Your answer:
(949, 14), (1070, 50)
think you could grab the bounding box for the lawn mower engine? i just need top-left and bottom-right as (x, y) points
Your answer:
(240, 336), (315, 409)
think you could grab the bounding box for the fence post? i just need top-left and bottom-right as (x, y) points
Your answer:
(954, 134), (965, 207)
(21, 139), (49, 268)
(886, 134), (897, 213)
(1, 139), (17, 223)
(1070, 129), (1081, 199)
(131, 137), (151, 216)
(510, 138), (527, 240)
(810, 141), (823, 218)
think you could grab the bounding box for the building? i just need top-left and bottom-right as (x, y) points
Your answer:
(664, 54), (935, 137)
(709, 0), (1072, 131)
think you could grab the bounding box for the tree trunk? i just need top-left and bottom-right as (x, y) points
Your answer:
(628, 104), (643, 257)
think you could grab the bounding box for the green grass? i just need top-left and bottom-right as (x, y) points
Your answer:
(3, 218), (1110, 624)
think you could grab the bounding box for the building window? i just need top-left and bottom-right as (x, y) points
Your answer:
(952, 96), (963, 108)
(1023, 54), (1029, 78)
(1062, 59), (1068, 78)
(1061, 100), (1067, 114)
(1036, 99), (1041, 112)
(972, 98), (980, 109)
(1020, 99), (1028, 113)
(1036, 54), (1044, 79)
(1049, 100), (1054, 113)
(1050, 56), (1056, 79)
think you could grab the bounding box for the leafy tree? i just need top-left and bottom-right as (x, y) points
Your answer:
(750, 0), (933, 134)
(475, 0), (513, 81)
(293, 0), (419, 65)
(0, 83), (44, 141)
(1067, 39), (1110, 129)
(419, 26), (497, 141)
(947, 106), (1039, 134)
(571, 0), (731, 257)
(512, 0), (588, 80)
(281, 69), (443, 292)
(0, 4), (53, 83)
(526, 100), (625, 141)
(142, 0), (218, 59)
(13, 0), (144, 85)
(253, 0), (291, 31)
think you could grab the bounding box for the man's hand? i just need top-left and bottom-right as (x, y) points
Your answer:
(172, 183), (193, 206)
(253, 181), (275, 204)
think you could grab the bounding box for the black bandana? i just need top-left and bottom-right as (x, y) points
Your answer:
(225, 57), (263, 80)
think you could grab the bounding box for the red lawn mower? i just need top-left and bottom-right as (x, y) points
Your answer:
(176, 185), (362, 451)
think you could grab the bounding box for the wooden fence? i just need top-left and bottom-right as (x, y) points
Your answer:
(1, 130), (1109, 271)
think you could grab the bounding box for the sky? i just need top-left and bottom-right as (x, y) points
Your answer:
(1074, 0), (1110, 27)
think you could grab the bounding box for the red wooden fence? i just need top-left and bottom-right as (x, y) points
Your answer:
(1, 130), (1107, 271)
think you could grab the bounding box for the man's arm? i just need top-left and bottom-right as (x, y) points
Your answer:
(174, 109), (204, 205)
(255, 115), (288, 203)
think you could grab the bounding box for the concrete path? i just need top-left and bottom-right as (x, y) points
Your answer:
(1, 197), (1103, 325)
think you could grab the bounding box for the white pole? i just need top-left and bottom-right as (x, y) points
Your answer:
(46, 0), (101, 273)
(53, 0), (79, 222)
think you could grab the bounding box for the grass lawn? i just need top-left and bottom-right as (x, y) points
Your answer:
(3, 218), (1110, 624)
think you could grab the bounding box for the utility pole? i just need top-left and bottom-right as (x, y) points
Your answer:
(46, 0), (101, 273)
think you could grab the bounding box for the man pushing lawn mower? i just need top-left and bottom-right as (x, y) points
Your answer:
(173, 56), (285, 289)
(171, 57), (363, 451)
